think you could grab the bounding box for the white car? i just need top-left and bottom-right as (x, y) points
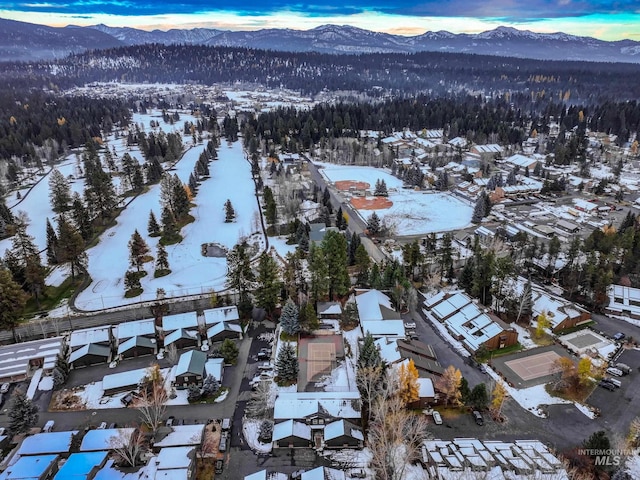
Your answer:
(432, 411), (443, 425)
(404, 322), (416, 329)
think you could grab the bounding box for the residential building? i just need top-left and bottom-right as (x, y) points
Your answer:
(354, 289), (405, 340)
(69, 326), (112, 368)
(153, 425), (205, 451)
(116, 319), (157, 358)
(17, 431), (78, 456)
(102, 368), (149, 396)
(608, 284), (640, 318)
(424, 292), (518, 353)
(80, 428), (137, 452)
(154, 446), (195, 480)
(0, 455), (59, 480)
(174, 350), (207, 389)
(52, 452), (108, 480)
(272, 420), (312, 448)
(323, 420), (364, 449)
(0, 337), (64, 383)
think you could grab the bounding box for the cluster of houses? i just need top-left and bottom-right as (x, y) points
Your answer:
(0, 424), (207, 480)
(0, 306), (241, 388)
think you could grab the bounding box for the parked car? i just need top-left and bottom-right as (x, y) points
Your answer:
(257, 350), (270, 360)
(214, 459), (224, 474)
(43, 420), (55, 433)
(604, 377), (621, 388)
(472, 411), (484, 426)
(0, 383), (10, 394)
(121, 392), (135, 406)
(166, 416), (175, 427)
(0, 393), (4, 408)
(257, 363), (273, 371)
(613, 332), (626, 341)
(614, 363), (632, 375)
(599, 380), (616, 391)
(606, 367), (624, 377)
(108, 423), (117, 429)
(98, 422), (108, 429)
(432, 411), (443, 425)
(404, 322), (416, 329)
(218, 433), (228, 452)
(221, 418), (232, 431)
(349, 470), (367, 478)
(290, 470), (306, 480)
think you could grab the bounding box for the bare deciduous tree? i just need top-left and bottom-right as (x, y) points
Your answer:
(165, 343), (179, 366)
(368, 371), (431, 480)
(245, 380), (273, 419)
(136, 364), (168, 433)
(109, 429), (146, 468)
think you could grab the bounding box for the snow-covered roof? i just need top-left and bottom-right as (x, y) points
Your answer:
(317, 302), (342, 316)
(272, 420), (311, 442)
(176, 350), (207, 377)
(70, 344), (111, 363)
(0, 454), (58, 480)
(417, 378), (435, 398)
(430, 292), (471, 320)
(374, 338), (402, 364)
(53, 451), (108, 480)
(273, 392), (361, 421)
(244, 471), (267, 480)
(572, 198), (598, 212)
(153, 425), (205, 448)
(362, 320), (406, 339)
(531, 288), (588, 329)
(448, 137), (468, 148)
(155, 447), (194, 470)
(205, 358), (224, 381)
(80, 428), (136, 452)
(161, 312), (199, 332)
(301, 467), (346, 480)
(207, 321), (242, 339)
(117, 335), (156, 355)
(164, 328), (198, 347)
(116, 319), (156, 340)
(473, 144), (503, 154)
(18, 431), (78, 456)
(102, 367), (148, 392)
(202, 306), (239, 326)
(422, 438), (567, 477)
(69, 326), (112, 348)
(608, 284), (640, 316)
(505, 154), (538, 169)
(423, 291), (447, 309)
(355, 289), (395, 322)
(323, 420), (363, 442)
(0, 337), (64, 381)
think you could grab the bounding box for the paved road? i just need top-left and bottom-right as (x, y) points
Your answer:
(591, 312), (640, 341)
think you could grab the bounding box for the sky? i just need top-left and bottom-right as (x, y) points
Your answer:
(0, 1), (639, 41)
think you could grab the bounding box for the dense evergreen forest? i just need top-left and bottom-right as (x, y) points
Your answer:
(2, 44), (640, 103)
(0, 91), (131, 162)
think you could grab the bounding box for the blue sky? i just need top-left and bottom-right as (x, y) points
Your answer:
(1, 1), (639, 40)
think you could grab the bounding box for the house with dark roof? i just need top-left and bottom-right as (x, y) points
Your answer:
(69, 326), (113, 368)
(272, 420), (312, 448)
(116, 319), (157, 359)
(323, 420), (364, 449)
(174, 350), (207, 389)
(164, 329), (200, 350)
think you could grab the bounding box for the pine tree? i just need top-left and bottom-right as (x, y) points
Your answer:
(321, 231), (351, 299)
(220, 338), (239, 364)
(188, 172), (198, 195)
(129, 230), (150, 272)
(354, 244), (370, 285)
(83, 149), (118, 222)
(279, 299), (300, 336)
(48, 168), (72, 212)
(255, 253), (280, 316)
(160, 207), (178, 239)
(224, 199), (235, 223)
(225, 241), (256, 304)
(471, 194), (486, 223)
(299, 302), (320, 332)
(154, 243), (170, 277)
(367, 212), (381, 235)
(335, 206), (346, 230)
(374, 178), (388, 196)
(172, 177), (190, 220)
(148, 211), (161, 237)
(309, 242), (329, 304)
(46, 218), (58, 265)
(8, 389), (39, 436)
(132, 165), (144, 191)
(276, 343), (298, 383)
(0, 268), (28, 334)
(358, 332), (382, 369)
(124, 270), (142, 294)
(201, 374), (220, 398)
(56, 214), (87, 279)
(71, 192), (93, 241)
(469, 383), (489, 410)
(11, 221), (46, 302)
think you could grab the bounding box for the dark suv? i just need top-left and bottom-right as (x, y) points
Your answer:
(472, 410), (484, 426)
(599, 380), (616, 391)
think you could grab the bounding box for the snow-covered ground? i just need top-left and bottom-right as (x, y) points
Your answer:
(510, 323), (538, 350)
(242, 418), (273, 453)
(316, 162), (473, 235)
(75, 140), (263, 310)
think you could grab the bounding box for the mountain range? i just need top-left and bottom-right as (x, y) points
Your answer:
(1, 17), (640, 63)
